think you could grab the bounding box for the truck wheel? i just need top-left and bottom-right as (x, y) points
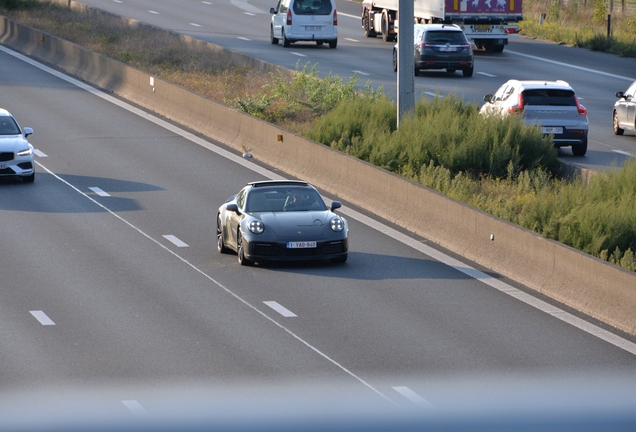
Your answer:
(381, 11), (390, 42)
(363, 10), (376, 37)
(489, 45), (504, 53)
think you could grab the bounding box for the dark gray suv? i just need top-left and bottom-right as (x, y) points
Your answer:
(393, 24), (474, 77)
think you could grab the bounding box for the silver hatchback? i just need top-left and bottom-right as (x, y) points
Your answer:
(481, 80), (589, 156)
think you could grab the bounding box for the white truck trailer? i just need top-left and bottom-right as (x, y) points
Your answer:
(361, 0), (522, 52)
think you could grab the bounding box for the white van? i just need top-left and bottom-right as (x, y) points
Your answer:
(270, 0), (338, 48)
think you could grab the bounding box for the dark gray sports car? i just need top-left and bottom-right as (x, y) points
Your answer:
(217, 180), (348, 266)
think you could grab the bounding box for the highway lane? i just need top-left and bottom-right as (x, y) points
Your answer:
(2, 46), (636, 413)
(71, 0), (636, 173)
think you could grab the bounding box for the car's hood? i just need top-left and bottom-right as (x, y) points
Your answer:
(257, 211), (333, 237)
(0, 135), (30, 152)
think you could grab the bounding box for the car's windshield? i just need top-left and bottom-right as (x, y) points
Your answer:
(246, 187), (327, 212)
(522, 89), (576, 106)
(0, 117), (21, 135)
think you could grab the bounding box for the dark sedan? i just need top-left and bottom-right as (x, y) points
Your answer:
(217, 180), (348, 266)
(613, 80), (636, 137)
(393, 23), (474, 77)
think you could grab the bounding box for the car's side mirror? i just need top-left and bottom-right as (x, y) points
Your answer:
(226, 203), (239, 213)
(270, 7), (276, 13)
(483, 94), (493, 103)
(330, 201), (341, 211)
(23, 127), (33, 137)
(616, 91), (625, 99)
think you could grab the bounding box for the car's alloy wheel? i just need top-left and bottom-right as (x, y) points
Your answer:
(613, 111), (624, 135)
(217, 215), (230, 254)
(237, 229), (254, 266)
(392, 49), (397, 72)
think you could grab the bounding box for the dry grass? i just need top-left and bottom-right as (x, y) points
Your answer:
(2, 2), (274, 107)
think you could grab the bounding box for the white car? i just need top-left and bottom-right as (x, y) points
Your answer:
(613, 80), (636, 136)
(480, 80), (589, 156)
(0, 109), (35, 183)
(270, 0), (337, 48)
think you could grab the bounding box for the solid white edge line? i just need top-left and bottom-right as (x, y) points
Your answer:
(162, 235), (189, 248)
(264, 301), (298, 317)
(4, 45), (634, 360)
(34, 149), (48, 157)
(30, 310), (55, 326)
(392, 386), (433, 407)
(506, 50), (635, 82)
(612, 149), (633, 157)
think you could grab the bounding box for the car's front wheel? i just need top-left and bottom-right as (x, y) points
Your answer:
(270, 26), (279, 45)
(217, 215), (230, 254)
(237, 229), (254, 266)
(392, 49), (397, 72)
(22, 172), (35, 183)
(331, 254), (348, 264)
(613, 111), (624, 135)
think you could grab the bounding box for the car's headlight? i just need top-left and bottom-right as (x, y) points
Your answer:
(330, 216), (344, 232)
(248, 220), (264, 234)
(17, 147), (33, 156)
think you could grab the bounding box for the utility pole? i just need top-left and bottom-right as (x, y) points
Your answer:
(397, 0), (415, 127)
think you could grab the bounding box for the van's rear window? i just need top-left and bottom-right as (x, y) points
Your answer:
(292, 0), (332, 15)
(522, 89), (576, 106)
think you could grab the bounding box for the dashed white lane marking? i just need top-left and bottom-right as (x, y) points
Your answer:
(238, 37), (251, 41)
(244, 12), (256, 16)
(190, 23), (202, 27)
(423, 92), (443, 98)
(112, 0), (123, 3)
(9, 43), (635, 391)
(478, 71), (497, 77)
(89, 187), (110, 197)
(352, 70), (370, 76)
(612, 149), (633, 157)
(30, 310), (55, 326)
(163, 235), (189, 247)
(148, 10), (159, 14)
(338, 12), (358, 19)
(122, 400), (149, 416)
(344, 38), (359, 42)
(34, 149), (47, 157)
(291, 52), (306, 57)
(264, 301), (297, 317)
(202, 1), (212, 4)
(392, 386), (433, 408)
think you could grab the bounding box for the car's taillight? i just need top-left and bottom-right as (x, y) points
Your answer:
(505, 27), (519, 34)
(575, 95), (587, 116)
(287, 9), (292, 25)
(418, 43), (434, 49)
(333, 10), (337, 25)
(508, 92), (524, 114)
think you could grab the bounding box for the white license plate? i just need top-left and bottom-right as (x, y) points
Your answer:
(286, 241), (316, 249)
(439, 47), (457, 52)
(305, 26), (321, 30)
(541, 127), (563, 134)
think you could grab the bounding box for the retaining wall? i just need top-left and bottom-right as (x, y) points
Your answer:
(1, 12), (635, 337)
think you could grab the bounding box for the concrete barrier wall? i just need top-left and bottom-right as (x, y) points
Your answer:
(2, 15), (635, 337)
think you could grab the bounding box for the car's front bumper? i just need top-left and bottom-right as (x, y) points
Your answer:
(0, 154), (35, 178)
(244, 238), (348, 262)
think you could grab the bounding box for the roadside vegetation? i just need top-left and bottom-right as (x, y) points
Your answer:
(0, 0), (635, 271)
(521, 0), (636, 58)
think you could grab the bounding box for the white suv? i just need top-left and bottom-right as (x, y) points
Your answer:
(0, 109), (35, 183)
(270, 0), (337, 48)
(480, 80), (589, 156)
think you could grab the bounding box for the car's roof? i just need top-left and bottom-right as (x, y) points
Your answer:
(0, 108), (12, 117)
(414, 23), (463, 32)
(504, 80), (574, 91)
(247, 180), (310, 188)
